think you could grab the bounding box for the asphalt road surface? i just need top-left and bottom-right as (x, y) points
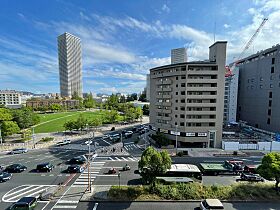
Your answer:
(76, 201), (280, 210)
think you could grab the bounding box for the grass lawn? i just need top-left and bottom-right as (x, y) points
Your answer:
(34, 111), (104, 133)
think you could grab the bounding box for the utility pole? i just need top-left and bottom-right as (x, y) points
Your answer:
(32, 127), (35, 149)
(175, 125), (178, 155)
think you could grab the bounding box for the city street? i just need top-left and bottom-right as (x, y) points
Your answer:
(76, 201), (280, 210)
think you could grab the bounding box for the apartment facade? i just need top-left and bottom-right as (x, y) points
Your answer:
(171, 47), (187, 64)
(150, 42), (227, 148)
(58, 32), (83, 98)
(237, 44), (280, 132)
(0, 90), (22, 108)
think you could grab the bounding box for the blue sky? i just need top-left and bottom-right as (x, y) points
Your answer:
(1, 0), (280, 94)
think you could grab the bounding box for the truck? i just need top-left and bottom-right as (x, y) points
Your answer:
(199, 160), (243, 175)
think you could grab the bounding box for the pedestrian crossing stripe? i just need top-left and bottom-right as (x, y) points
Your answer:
(2, 185), (56, 203)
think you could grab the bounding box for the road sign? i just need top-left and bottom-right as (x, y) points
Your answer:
(275, 133), (280, 142)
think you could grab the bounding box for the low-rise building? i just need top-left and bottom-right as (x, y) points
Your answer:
(26, 99), (79, 109)
(0, 90), (22, 108)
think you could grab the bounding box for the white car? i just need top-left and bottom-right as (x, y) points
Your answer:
(83, 140), (92, 145)
(200, 199), (224, 210)
(10, 148), (28, 154)
(102, 135), (111, 140)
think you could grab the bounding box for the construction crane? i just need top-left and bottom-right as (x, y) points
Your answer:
(226, 18), (268, 76)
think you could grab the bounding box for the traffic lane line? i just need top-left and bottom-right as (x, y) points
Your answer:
(93, 203), (99, 210)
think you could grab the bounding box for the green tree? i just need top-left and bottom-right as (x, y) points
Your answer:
(1, 121), (20, 139)
(83, 92), (96, 108)
(72, 91), (84, 108)
(124, 107), (136, 121)
(88, 117), (102, 127)
(135, 107), (143, 120)
(257, 152), (280, 190)
(139, 92), (147, 102)
(12, 108), (40, 129)
(49, 104), (62, 112)
(64, 120), (76, 131)
(0, 108), (13, 121)
(142, 104), (149, 115)
(105, 94), (119, 109)
(76, 114), (88, 131)
(138, 147), (171, 185)
(120, 95), (126, 103)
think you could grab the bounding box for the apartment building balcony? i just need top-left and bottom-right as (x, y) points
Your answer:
(162, 87), (172, 92)
(185, 111), (216, 115)
(186, 87), (217, 91)
(187, 79), (218, 83)
(155, 102), (172, 106)
(186, 102), (216, 107)
(186, 118), (216, 123)
(161, 109), (172, 114)
(162, 95), (171, 99)
(156, 116), (172, 121)
(187, 70), (218, 75)
(187, 95), (217, 99)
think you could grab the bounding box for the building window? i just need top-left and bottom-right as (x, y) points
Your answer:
(176, 84), (178, 87)
(269, 100), (272, 107)
(176, 92), (178, 95)
(267, 118), (270, 124)
(260, 85), (263, 89)
(272, 57), (275, 64)
(180, 122), (184, 126)
(271, 67), (275, 74)
(175, 99), (178, 103)
(180, 114), (185, 118)
(176, 76), (178, 80)
(175, 122), (177, 125)
(269, 91), (272, 98)
(175, 115), (177, 118)
(180, 107), (185, 111)
(181, 99), (185, 103)
(270, 84), (273, 88)
(209, 122), (215, 127)
(181, 91), (185, 95)
(175, 107), (178, 110)
(268, 109), (271, 116)
(181, 83), (186, 87)
(260, 77), (263, 81)
(181, 75), (186, 79)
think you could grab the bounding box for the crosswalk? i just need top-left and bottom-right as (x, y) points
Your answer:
(124, 143), (141, 151)
(108, 156), (139, 161)
(2, 185), (56, 202)
(72, 161), (105, 187)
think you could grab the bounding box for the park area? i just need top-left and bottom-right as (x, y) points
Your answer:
(34, 111), (114, 133)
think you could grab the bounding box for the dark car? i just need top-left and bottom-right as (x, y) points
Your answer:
(0, 172), (12, 182)
(5, 164), (27, 173)
(239, 173), (265, 182)
(67, 156), (87, 164)
(66, 165), (85, 173)
(36, 163), (54, 172)
(7, 196), (37, 210)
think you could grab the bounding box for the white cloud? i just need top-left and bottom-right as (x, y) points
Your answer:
(99, 87), (118, 93)
(17, 13), (25, 19)
(79, 12), (91, 21)
(161, 4), (170, 13)
(224, 24), (231, 29)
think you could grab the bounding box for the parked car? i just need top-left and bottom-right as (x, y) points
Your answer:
(108, 167), (117, 174)
(56, 139), (71, 146)
(36, 163), (54, 172)
(5, 164), (27, 173)
(239, 173), (265, 182)
(82, 140), (92, 145)
(200, 199), (224, 210)
(7, 196), (37, 210)
(0, 172), (12, 182)
(10, 148), (28, 155)
(66, 165), (85, 173)
(124, 131), (133, 138)
(102, 135), (112, 140)
(67, 156), (87, 164)
(111, 134), (121, 142)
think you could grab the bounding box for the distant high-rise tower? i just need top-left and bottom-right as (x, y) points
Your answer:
(58, 32), (82, 98)
(171, 47), (187, 64)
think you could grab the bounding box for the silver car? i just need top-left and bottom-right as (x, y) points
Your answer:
(10, 148), (28, 155)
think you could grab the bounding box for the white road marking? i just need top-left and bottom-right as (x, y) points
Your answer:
(102, 139), (111, 145)
(93, 203), (99, 210)
(52, 205), (77, 209)
(57, 200), (79, 204)
(115, 157), (121, 161)
(121, 157), (128, 161)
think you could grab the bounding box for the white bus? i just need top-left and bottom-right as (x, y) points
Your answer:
(157, 164), (202, 183)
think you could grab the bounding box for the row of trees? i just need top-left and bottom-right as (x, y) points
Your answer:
(0, 108), (39, 140)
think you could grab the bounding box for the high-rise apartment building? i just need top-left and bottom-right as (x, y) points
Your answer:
(237, 44), (280, 132)
(58, 32), (82, 98)
(171, 47), (187, 64)
(150, 41), (227, 148)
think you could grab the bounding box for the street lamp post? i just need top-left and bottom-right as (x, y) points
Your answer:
(175, 125), (178, 155)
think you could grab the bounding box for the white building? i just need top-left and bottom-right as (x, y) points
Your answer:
(0, 90), (22, 108)
(58, 32), (83, 98)
(224, 66), (239, 124)
(171, 47), (187, 64)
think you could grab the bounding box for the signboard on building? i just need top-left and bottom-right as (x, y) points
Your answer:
(198, 133), (207, 137)
(170, 131), (180, 135)
(186, 132), (196, 137)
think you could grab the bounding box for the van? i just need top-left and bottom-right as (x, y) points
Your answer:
(200, 199), (224, 210)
